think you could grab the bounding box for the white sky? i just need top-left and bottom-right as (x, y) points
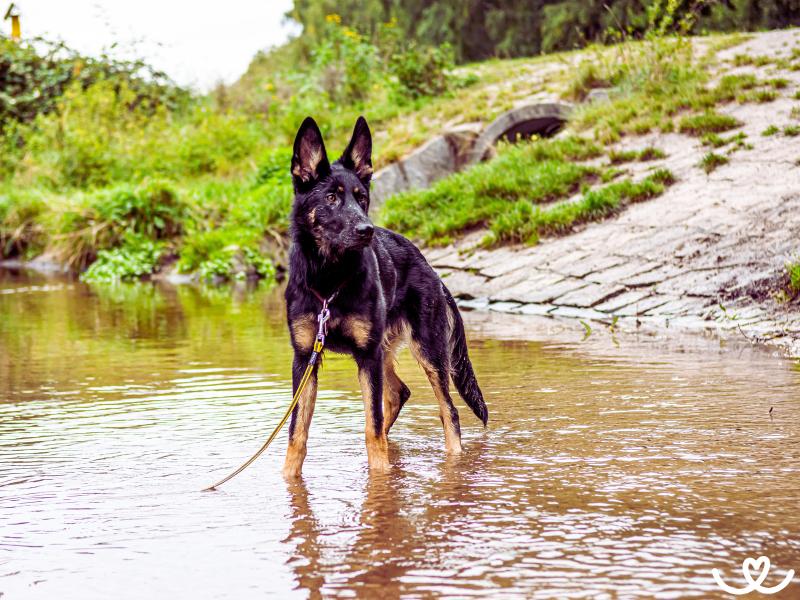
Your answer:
(2, 0), (298, 90)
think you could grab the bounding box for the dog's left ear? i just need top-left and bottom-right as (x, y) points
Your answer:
(340, 116), (373, 185)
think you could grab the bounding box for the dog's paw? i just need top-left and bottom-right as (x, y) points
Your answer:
(367, 456), (391, 473)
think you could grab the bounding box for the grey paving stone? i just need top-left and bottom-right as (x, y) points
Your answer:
(553, 283), (627, 308)
(594, 290), (653, 313)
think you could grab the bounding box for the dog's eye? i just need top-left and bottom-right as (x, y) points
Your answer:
(326, 193), (337, 205)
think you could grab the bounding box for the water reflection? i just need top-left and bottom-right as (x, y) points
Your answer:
(1, 270), (799, 598)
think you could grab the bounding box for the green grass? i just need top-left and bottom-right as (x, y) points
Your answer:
(678, 112), (742, 136)
(767, 77), (790, 89)
(702, 132), (747, 148)
(608, 146), (666, 164)
(485, 169), (674, 246)
(380, 137), (603, 245)
(762, 125), (780, 136)
(699, 152), (729, 173)
(737, 89), (778, 103)
(732, 54), (774, 67)
(789, 261), (800, 294)
(380, 136), (675, 247)
(783, 125), (800, 137)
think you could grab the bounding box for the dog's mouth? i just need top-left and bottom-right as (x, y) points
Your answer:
(312, 232), (372, 257)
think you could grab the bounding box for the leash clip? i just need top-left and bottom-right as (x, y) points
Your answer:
(316, 300), (331, 344)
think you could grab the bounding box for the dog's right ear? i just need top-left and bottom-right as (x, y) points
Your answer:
(291, 117), (330, 190)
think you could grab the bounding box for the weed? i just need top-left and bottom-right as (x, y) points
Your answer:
(783, 125), (800, 136)
(702, 131), (747, 148)
(762, 125), (780, 136)
(788, 261), (800, 294)
(737, 89), (778, 103)
(699, 152), (729, 173)
(732, 54), (773, 67)
(767, 77), (790, 89)
(678, 112), (741, 136)
(609, 147), (666, 164)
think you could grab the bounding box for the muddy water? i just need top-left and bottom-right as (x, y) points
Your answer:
(1, 268), (799, 599)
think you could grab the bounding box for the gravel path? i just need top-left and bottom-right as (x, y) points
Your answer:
(425, 29), (800, 357)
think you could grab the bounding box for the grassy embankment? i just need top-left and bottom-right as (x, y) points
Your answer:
(383, 32), (800, 248)
(3, 20), (800, 284)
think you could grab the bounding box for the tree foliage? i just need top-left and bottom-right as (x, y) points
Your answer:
(286, 1), (800, 63)
(0, 36), (187, 133)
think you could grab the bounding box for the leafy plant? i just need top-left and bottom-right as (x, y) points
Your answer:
(389, 43), (455, 99)
(80, 234), (164, 282)
(177, 226), (276, 282)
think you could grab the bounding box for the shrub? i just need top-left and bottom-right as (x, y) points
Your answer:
(80, 234), (164, 282)
(54, 179), (189, 269)
(177, 226), (275, 282)
(14, 79), (265, 188)
(0, 190), (47, 258)
(0, 36), (186, 132)
(389, 43), (455, 99)
(311, 16), (380, 103)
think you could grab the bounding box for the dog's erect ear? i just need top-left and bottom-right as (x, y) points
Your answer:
(291, 117), (330, 189)
(340, 116), (373, 184)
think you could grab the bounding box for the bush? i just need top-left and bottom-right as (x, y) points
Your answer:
(389, 43), (455, 99)
(54, 179), (189, 269)
(177, 226), (276, 282)
(80, 234), (164, 282)
(0, 36), (186, 133)
(0, 189), (47, 258)
(311, 15), (380, 103)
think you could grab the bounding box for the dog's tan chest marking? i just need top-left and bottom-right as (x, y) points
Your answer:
(339, 316), (372, 349)
(290, 314), (317, 352)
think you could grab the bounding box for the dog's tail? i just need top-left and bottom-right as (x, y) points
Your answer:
(444, 287), (488, 426)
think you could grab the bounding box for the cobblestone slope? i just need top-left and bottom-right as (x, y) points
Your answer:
(426, 29), (800, 357)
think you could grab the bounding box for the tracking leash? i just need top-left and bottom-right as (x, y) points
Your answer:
(203, 290), (337, 491)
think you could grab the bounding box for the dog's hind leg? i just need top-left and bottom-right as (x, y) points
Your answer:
(357, 350), (391, 472)
(409, 337), (462, 454)
(283, 352), (319, 480)
(382, 353), (411, 435)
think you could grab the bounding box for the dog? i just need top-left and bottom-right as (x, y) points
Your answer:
(283, 115), (488, 478)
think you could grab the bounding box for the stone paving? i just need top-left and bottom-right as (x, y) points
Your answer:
(425, 29), (800, 357)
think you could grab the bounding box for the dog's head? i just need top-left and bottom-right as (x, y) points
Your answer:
(290, 116), (374, 257)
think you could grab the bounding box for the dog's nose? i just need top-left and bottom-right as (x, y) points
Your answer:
(356, 223), (374, 239)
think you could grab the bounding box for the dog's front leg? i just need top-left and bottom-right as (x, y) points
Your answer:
(283, 352), (318, 480)
(357, 350), (391, 472)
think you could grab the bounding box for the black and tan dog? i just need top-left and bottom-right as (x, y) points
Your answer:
(283, 116), (488, 478)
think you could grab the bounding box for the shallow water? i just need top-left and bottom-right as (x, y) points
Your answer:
(1, 268), (799, 599)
